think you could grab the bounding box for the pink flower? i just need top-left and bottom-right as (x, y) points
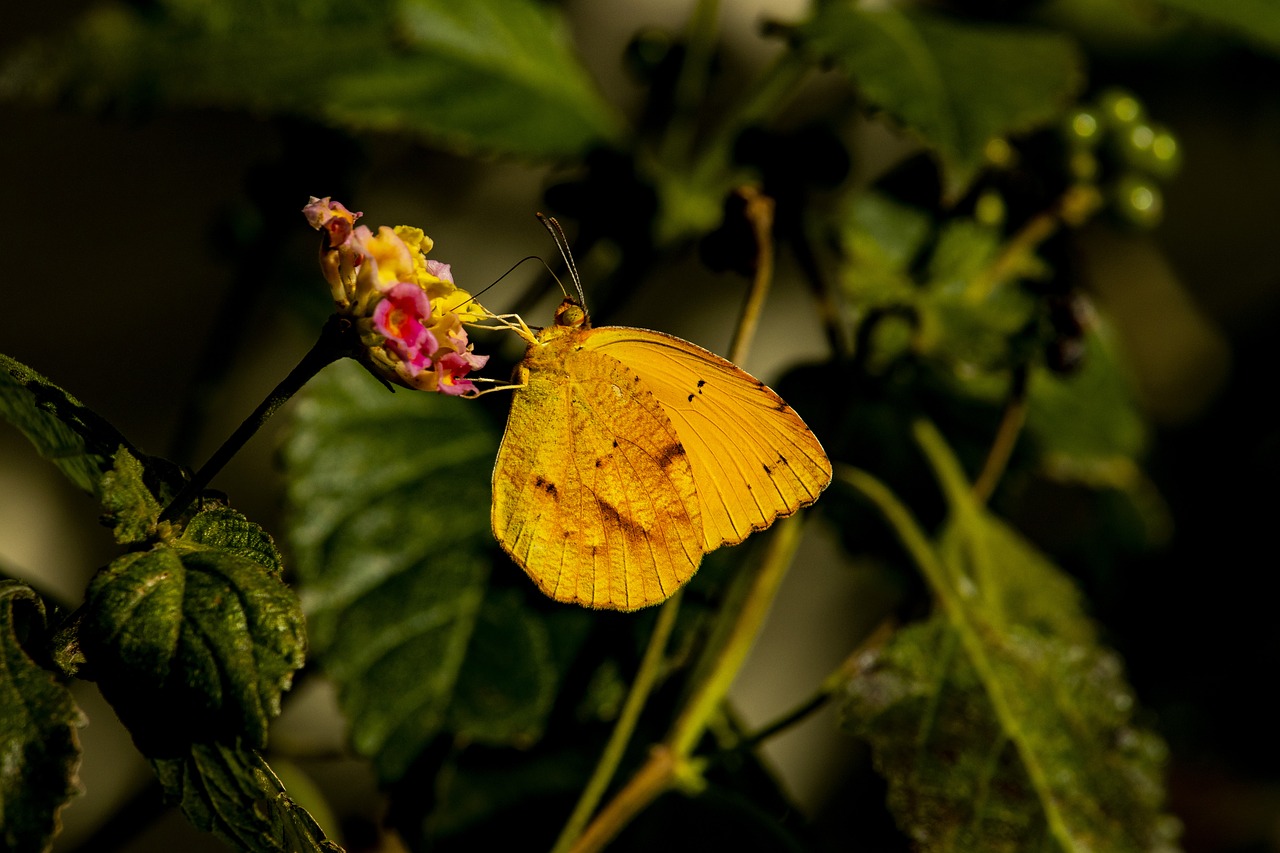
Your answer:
(435, 350), (489, 396)
(302, 197), (362, 248)
(425, 259), (454, 283)
(373, 282), (438, 372)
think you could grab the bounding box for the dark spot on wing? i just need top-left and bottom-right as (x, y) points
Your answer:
(533, 475), (558, 498)
(595, 458), (603, 468)
(612, 439), (619, 448)
(697, 379), (706, 388)
(597, 496), (646, 540)
(756, 379), (766, 390)
(763, 463), (773, 475)
(658, 443), (686, 469)
(687, 393), (695, 402)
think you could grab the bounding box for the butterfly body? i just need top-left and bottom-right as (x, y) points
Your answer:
(492, 299), (831, 611)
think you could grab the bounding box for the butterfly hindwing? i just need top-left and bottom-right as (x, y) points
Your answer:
(584, 327), (832, 551)
(491, 334), (703, 610)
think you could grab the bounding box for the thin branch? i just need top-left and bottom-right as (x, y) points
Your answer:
(971, 363), (1030, 505)
(159, 314), (360, 523)
(727, 186), (776, 366)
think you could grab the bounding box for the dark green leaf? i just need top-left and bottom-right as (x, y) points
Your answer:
(0, 352), (129, 496)
(0, 353), (184, 501)
(796, 6), (1084, 195)
(100, 448), (162, 545)
(844, 616), (1179, 853)
(1151, 0), (1280, 54)
(152, 738), (343, 853)
(0, 0), (621, 160)
(0, 581), (85, 853)
(285, 360), (559, 781)
(446, 590), (556, 744)
(80, 509), (305, 753)
(844, 423), (1180, 851)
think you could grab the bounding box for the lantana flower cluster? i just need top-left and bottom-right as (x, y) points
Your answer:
(303, 197), (489, 395)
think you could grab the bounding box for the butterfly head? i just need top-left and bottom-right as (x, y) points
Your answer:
(553, 297), (589, 331)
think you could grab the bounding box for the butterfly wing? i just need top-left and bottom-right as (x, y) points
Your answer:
(491, 334), (704, 610)
(583, 327), (832, 551)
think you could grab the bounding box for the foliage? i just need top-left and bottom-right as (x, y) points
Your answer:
(5, 0), (1269, 849)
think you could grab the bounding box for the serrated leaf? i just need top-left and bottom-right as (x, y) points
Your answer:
(843, 616), (1179, 853)
(796, 5), (1083, 195)
(0, 353), (130, 496)
(0, 582), (85, 853)
(285, 360), (558, 781)
(0, 353), (184, 502)
(79, 509), (305, 754)
(1151, 0), (1280, 54)
(152, 738), (344, 853)
(844, 422), (1181, 851)
(0, 0), (621, 160)
(100, 448), (162, 545)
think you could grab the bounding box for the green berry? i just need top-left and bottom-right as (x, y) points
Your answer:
(1096, 87), (1145, 128)
(1063, 108), (1103, 148)
(1112, 173), (1163, 228)
(975, 189), (1006, 227)
(1143, 125), (1182, 179)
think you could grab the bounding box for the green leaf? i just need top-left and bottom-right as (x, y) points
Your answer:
(0, 582), (85, 853)
(80, 508), (305, 754)
(0, 0), (622, 160)
(0, 352), (130, 496)
(1026, 321), (1147, 470)
(446, 590), (556, 744)
(100, 448), (163, 545)
(918, 220), (1038, 374)
(1150, 0), (1280, 54)
(152, 738), (344, 853)
(843, 616), (1179, 853)
(0, 353), (184, 502)
(796, 5), (1084, 195)
(284, 360), (559, 781)
(844, 422), (1180, 851)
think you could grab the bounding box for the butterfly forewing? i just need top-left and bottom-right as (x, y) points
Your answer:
(491, 333), (704, 610)
(585, 327), (833, 551)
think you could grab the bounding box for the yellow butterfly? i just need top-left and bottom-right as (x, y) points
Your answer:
(489, 262), (832, 611)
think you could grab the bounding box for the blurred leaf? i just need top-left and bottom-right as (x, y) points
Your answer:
(446, 590), (557, 744)
(1150, 0), (1280, 54)
(843, 616), (1179, 853)
(843, 422), (1180, 851)
(284, 361), (559, 782)
(80, 507), (305, 753)
(0, 581), (85, 853)
(0, 0), (622, 160)
(1026, 320), (1147, 469)
(0, 352), (130, 496)
(99, 448), (162, 545)
(919, 220), (1036, 373)
(795, 5), (1084, 195)
(152, 738), (344, 853)
(840, 191), (935, 276)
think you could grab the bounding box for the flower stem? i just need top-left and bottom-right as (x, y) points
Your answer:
(159, 314), (359, 523)
(972, 363), (1029, 505)
(568, 517), (806, 853)
(727, 186), (775, 366)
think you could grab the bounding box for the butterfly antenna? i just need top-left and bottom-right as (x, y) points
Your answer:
(537, 212), (587, 310)
(453, 255), (546, 313)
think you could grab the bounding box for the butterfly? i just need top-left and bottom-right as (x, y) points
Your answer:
(489, 224), (832, 611)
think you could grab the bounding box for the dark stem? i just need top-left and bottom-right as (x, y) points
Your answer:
(159, 314), (360, 523)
